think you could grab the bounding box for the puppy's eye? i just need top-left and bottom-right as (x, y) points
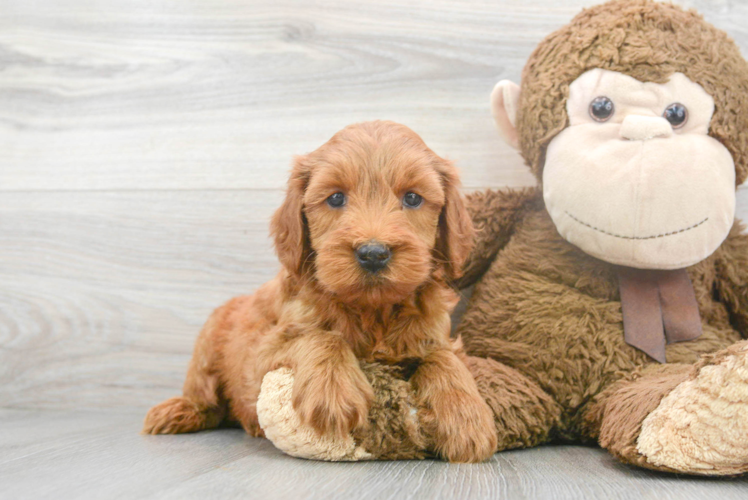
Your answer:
(589, 96), (614, 122)
(663, 103), (688, 129)
(326, 192), (346, 208)
(402, 192), (423, 209)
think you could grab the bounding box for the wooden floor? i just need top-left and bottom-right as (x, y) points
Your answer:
(1, 0), (748, 497)
(1, 409), (747, 500)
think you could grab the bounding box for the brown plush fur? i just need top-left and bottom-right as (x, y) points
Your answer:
(143, 121), (497, 463)
(457, 190), (747, 466)
(463, 355), (562, 451)
(351, 362), (429, 460)
(453, 0), (748, 474)
(349, 354), (564, 460)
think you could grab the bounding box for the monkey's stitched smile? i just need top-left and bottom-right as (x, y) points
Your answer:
(564, 211), (709, 240)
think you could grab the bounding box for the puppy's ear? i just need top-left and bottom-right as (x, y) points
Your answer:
(271, 156), (312, 277)
(434, 159), (474, 280)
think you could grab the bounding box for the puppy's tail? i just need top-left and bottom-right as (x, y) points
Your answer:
(143, 309), (227, 435)
(142, 396), (225, 435)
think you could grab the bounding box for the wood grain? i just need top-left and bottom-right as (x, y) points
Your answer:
(1, 410), (747, 500)
(1, 0), (745, 192)
(0, 0), (747, 418)
(3, 1), (748, 495)
(0, 190), (283, 409)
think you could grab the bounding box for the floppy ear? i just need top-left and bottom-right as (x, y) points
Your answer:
(271, 156), (312, 277)
(435, 160), (474, 281)
(490, 80), (521, 150)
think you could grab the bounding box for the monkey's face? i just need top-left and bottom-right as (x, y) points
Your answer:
(541, 69), (735, 269)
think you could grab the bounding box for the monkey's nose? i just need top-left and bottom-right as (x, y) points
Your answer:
(619, 115), (673, 141)
(355, 242), (391, 273)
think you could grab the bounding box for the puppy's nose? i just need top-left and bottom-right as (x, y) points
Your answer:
(355, 242), (391, 273)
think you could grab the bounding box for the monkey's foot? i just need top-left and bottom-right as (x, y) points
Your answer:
(257, 368), (373, 461)
(637, 341), (748, 475)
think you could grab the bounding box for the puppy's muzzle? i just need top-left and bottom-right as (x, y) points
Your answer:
(355, 242), (391, 273)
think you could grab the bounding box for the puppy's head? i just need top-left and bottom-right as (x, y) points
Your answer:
(271, 121), (473, 306)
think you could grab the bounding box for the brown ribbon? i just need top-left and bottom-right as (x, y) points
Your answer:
(617, 267), (702, 363)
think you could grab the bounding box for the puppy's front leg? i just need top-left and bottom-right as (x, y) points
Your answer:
(412, 349), (497, 462)
(260, 327), (374, 438)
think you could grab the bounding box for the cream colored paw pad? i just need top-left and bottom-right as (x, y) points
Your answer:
(637, 346), (748, 475)
(256, 368), (372, 461)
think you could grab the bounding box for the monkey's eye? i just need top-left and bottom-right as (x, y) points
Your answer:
(589, 96), (615, 122)
(663, 103), (688, 129)
(326, 192), (346, 208)
(402, 192), (423, 209)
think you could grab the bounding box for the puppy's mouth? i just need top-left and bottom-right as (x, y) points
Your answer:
(361, 272), (388, 284)
(359, 275), (407, 296)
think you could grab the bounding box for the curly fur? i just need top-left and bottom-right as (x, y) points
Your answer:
(143, 121), (497, 463)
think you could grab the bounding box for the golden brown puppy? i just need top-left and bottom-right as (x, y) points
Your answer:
(143, 121), (497, 463)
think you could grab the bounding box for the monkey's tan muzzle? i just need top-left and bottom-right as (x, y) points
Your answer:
(619, 115), (673, 141)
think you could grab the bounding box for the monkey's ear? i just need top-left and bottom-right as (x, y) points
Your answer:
(490, 80), (521, 150)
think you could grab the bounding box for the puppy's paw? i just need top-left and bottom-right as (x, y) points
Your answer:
(422, 391), (497, 463)
(292, 364), (374, 438)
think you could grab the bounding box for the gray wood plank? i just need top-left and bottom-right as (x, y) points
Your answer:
(0, 410), (256, 500)
(0, 410), (746, 500)
(0, 0), (746, 192)
(1, 0), (748, 413)
(2, 187), (746, 411)
(0, 190), (282, 410)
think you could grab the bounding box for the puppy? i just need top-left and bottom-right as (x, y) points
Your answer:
(143, 121), (497, 462)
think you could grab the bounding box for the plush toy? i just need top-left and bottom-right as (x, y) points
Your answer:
(257, 352), (557, 461)
(257, 0), (748, 475)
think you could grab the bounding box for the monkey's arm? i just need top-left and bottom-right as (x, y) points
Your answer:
(456, 186), (542, 288)
(714, 222), (748, 337)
